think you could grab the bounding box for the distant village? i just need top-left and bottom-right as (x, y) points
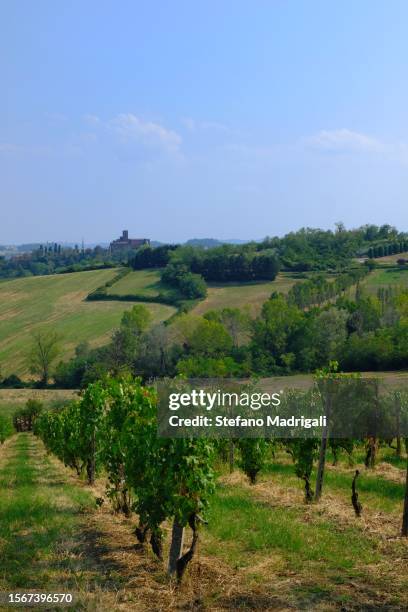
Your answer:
(0, 230), (151, 278)
(0, 230), (150, 259)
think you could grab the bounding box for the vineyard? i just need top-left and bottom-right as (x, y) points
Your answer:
(1, 372), (406, 609)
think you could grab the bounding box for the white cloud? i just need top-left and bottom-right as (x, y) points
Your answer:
(83, 114), (100, 125)
(181, 117), (230, 133)
(306, 128), (384, 153)
(108, 113), (181, 154)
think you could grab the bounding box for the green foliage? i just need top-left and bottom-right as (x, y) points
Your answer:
(35, 376), (216, 575)
(0, 414), (14, 443)
(120, 304), (151, 334)
(179, 271), (207, 299)
(0, 244), (117, 280)
(204, 307), (250, 346)
(280, 389), (322, 501)
(176, 355), (248, 378)
(251, 293), (307, 373)
(187, 319), (233, 356)
(286, 438), (320, 501)
(161, 262), (207, 299)
(130, 244), (178, 269)
(13, 399), (43, 432)
(28, 329), (62, 385)
(312, 309), (348, 364)
(165, 244), (280, 283)
(238, 438), (269, 484)
(287, 268), (369, 309)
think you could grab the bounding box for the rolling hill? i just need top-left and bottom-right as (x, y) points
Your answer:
(1, 264), (407, 378)
(0, 269), (175, 376)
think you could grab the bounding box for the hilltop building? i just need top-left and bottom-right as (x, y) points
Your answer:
(110, 230), (150, 252)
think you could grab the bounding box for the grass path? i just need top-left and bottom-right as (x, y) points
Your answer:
(1, 435), (408, 610)
(0, 434), (97, 595)
(0, 434), (177, 610)
(0, 435), (248, 611)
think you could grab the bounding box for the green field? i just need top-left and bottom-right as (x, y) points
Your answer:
(0, 270), (176, 376)
(106, 269), (164, 297)
(193, 272), (300, 316)
(361, 267), (408, 294)
(108, 268), (301, 315)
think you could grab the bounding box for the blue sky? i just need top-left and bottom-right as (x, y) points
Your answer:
(1, 0), (408, 243)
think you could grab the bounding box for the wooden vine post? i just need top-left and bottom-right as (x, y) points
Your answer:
(315, 379), (333, 502)
(168, 520), (185, 576)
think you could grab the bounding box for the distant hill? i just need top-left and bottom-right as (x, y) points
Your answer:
(184, 238), (252, 248)
(4, 238), (253, 253)
(150, 238), (253, 248)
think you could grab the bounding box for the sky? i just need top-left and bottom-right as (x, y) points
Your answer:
(1, 0), (408, 244)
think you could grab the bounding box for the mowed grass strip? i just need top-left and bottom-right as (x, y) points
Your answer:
(203, 479), (408, 608)
(0, 434), (95, 589)
(263, 460), (405, 514)
(0, 269), (176, 375)
(204, 484), (379, 573)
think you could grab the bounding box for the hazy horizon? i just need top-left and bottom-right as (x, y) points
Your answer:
(2, 1), (408, 243)
(4, 220), (407, 249)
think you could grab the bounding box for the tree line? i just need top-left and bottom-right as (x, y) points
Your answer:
(4, 262), (406, 390)
(368, 241), (408, 259)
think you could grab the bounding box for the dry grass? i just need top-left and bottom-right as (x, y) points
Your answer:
(374, 251), (408, 264)
(0, 388), (78, 405)
(193, 273), (300, 317)
(212, 468), (408, 610)
(255, 371), (408, 394)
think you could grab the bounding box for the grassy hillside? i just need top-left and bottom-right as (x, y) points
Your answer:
(0, 269), (176, 376)
(361, 267), (408, 295)
(106, 269), (163, 297)
(193, 272), (300, 316)
(105, 268), (180, 302)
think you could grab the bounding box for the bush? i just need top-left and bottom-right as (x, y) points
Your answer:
(13, 399), (43, 431)
(0, 374), (25, 388)
(0, 415), (14, 443)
